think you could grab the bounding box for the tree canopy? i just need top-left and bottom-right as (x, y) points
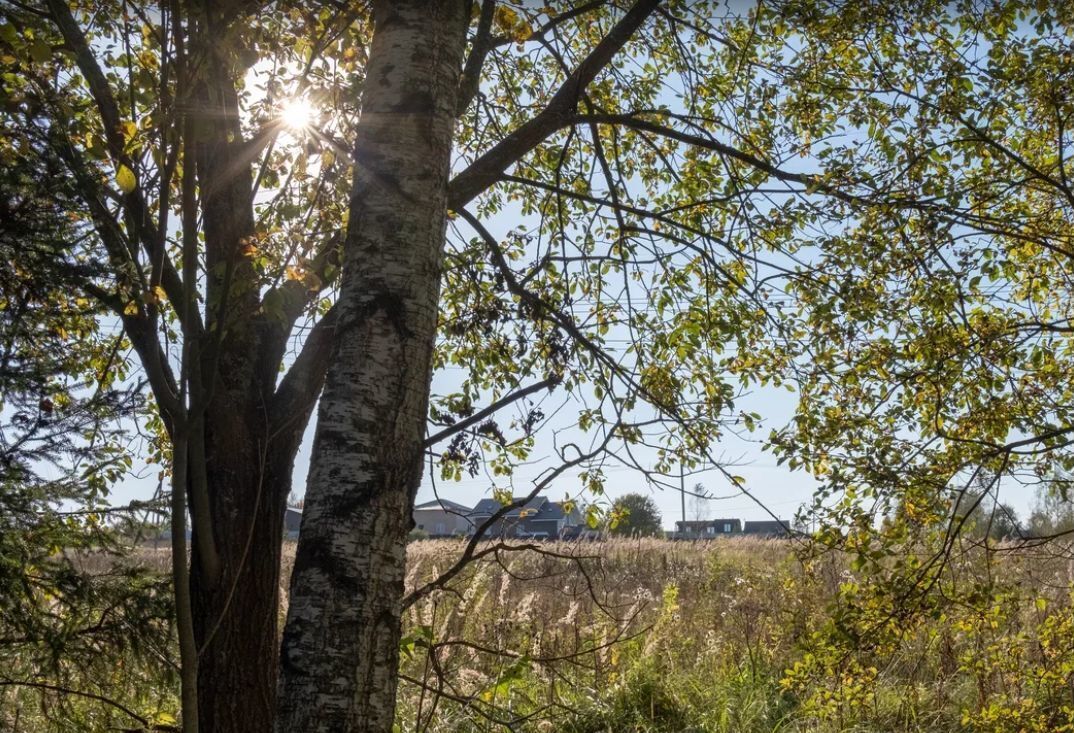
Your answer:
(0, 122), (172, 730)
(609, 492), (664, 536)
(4, 0), (1074, 731)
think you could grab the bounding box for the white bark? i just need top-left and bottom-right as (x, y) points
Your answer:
(276, 2), (469, 731)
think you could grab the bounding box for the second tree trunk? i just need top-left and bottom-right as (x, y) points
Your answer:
(276, 2), (469, 731)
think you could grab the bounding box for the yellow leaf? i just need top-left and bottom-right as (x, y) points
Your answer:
(142, 285), (167, 306)
(514, 19), (533, 42)
(493, 6), (519, 32)
(493, 6), (531, 42)
(116, 164), (137, 194)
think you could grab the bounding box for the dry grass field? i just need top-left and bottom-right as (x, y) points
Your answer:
(11, 537), (1074, 732)
(390, 537), (1074, 732)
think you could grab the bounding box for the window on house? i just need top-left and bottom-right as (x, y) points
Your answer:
(417, 524), (424, 530)
(706, 526), (715, 535)
(435, 522), (445, 535)
(723, 523), (732, 533)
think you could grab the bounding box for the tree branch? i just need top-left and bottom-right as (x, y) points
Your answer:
(447, 0), (662, 209)
(404, 424), (619, 611)
(456, 0), (496, 115)
(0, 679), (169, 731)
(575, 111), (821, 190)
(44, 0), (200, 336)
(81, 288), (182, 430)
(270, 304), (339, 433)
(425, 377), (558, 448)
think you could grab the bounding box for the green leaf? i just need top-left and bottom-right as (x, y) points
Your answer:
(28, 39), (51, 64)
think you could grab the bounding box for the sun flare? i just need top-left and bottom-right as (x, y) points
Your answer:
(279, 98), (314, 131)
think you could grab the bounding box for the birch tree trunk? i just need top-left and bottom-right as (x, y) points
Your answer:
(276, 2), (469, 730)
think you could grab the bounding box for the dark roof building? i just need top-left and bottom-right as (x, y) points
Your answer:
(742, 520), (792, 537)
(675, 519), (741, 537)
(467, 495), (583, 539)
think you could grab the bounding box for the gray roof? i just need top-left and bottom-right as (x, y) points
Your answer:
(469, 495), (565, 521)
(414, 498), (471, 513)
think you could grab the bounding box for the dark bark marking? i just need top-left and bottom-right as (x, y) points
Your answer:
(360, 290), (413, 339)
(289, 534), (363, 596)
(393, 89), (436, 114)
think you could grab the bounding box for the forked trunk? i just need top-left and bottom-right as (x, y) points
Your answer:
(276, 2), (469, 730)
(179, 15), (311, 729)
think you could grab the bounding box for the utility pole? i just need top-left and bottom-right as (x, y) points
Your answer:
(680, 462), (686, 530)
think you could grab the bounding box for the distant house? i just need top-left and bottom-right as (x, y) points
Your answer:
(467, 495), (584, 539)
(675, 519), (741, 538)
(284, 506), (302, 539)
(412, 498), (472, 537)
(742, 520), (792, 538)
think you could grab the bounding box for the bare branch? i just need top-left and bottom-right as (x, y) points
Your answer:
(0, 679), (168, 731)
(271, 304), (340, 433)
(456, 0), (497, 115)
(405, 423), (619, 611)
(447, 0), (662, 209)
(575, 111), (822, 191)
